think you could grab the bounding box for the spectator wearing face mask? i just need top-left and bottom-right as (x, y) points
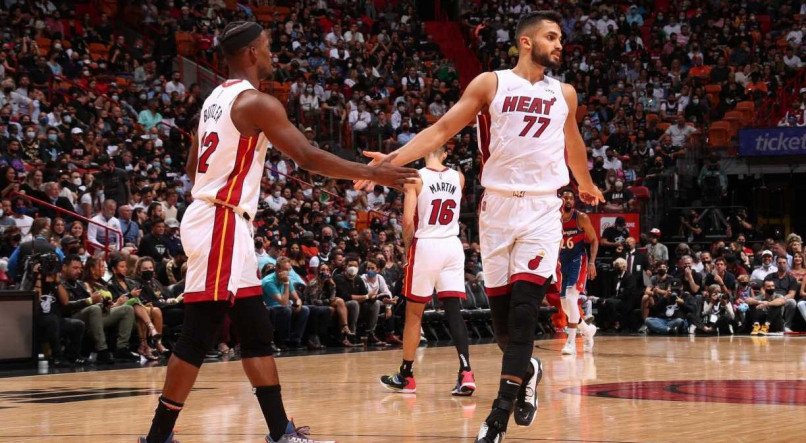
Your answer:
(751, 250), (777, 283)
(335, 255), (387, 346)
(763, 256), (799, 333)
(747, 280), (788, 335)
(603, 179), (634, 212)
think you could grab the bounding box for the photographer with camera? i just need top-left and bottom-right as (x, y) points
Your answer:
(57, 254), (136, 364)
(701, 284), (736, 334)
(24, 252), (85, 367)
(8, 218), (62, 282)
(303, 262), (357, 348)
(643, 264), (695, 334)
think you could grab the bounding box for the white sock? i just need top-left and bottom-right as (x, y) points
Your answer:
(566, 326), (577, 343)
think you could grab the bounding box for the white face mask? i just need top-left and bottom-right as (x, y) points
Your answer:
(73, 178), (82, 186)
(346, 266), (358, 276)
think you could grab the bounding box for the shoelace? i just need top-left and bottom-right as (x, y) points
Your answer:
(289, 426), (312, 443)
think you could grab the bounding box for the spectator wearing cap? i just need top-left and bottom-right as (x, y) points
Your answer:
(86, 198), (122, 254)
(646, 228), (669, 266)
(601, 217), (630, 257)
(97, 154), (131, 207)
(118, 205), (140, 247)
(58, 235), (81, 257)
(751, 250), (778, 283)
(163, 218), (182, 257)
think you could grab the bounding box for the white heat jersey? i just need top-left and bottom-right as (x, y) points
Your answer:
(476, 70), (570, 193)
(415, 167), (461, 239)
(192, 79), (270, 219)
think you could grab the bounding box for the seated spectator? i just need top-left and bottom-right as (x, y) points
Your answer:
(303, 262), (356, 347)
(335, 255), (386, 346)
(750, 250), (777, 283)
(262, 257), (310, 351)
(58, 255), (135, 363)
(763, 256), (799, 332)
(746, 280), (788, 334)
(87, 199), (123, 255)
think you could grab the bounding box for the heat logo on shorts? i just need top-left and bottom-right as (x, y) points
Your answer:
(528, 250), (546, 270)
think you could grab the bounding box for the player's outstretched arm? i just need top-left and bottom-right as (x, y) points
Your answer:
(186, 131), (199, 185)
(354, 72), (494, 190)
(390, 72), (494, 165)
(235, 90), (418, 188)
(561, 83), (605, 206)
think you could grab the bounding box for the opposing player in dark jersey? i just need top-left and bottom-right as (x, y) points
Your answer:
(559, 188), (598, 355)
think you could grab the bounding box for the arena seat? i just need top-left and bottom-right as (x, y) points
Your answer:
(723, 111), (744, 135)
(735, 101), (755, 125)
(707, 121), (732, 148)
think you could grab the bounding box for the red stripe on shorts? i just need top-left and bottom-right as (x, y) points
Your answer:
(214, 208), (237, 301)
(236, 285), (263, 298)
(437, 291), (467, 300)
(485, 284), (511, 297)
(511, 272), (548, 286)
(402, 238), (418, 299)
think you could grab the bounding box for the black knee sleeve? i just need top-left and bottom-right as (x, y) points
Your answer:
(173, 301), (229, 367)
(489, 294), (511, 352)
(501, 281), (546, 379)
(443, 298), (470, 359)
(231, 296), (275, 359)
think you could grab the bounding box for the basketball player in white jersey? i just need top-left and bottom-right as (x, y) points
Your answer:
(140, 21), (416, 443)
(357, 11), (604, 442)
(379, 146), (475, 397)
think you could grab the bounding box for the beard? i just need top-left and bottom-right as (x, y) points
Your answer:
(531, 46), (561, 69)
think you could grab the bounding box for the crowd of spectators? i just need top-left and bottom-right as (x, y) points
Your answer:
(0, 0), (805, 368)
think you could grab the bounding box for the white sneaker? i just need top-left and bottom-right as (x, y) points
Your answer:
(475, 421), (505, 442)
(688, 324), (697, 335)
(561, 341), (576, 355)
(583, 324), (597, 353)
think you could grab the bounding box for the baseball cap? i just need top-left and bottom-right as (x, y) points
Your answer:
(70, 127), (83, 135)
(650, 228), (661, 236)
(165, 218), (180, 229)
(761, 250), (773, 257)
(60, 235), (79, 248)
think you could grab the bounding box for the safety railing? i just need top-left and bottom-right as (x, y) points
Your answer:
(12, 192), (123, 259)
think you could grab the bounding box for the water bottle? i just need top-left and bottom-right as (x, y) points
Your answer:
(37, 353), (48, 374)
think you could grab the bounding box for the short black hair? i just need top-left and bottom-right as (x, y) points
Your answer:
(515, 10), (563, 43)
(219, 21), (263, 55)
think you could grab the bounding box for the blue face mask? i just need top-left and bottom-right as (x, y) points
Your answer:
(47, 134), (58, 142)
(366, 270), (377, 278)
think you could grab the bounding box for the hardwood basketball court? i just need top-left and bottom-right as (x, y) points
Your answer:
(0, 336), (803, 442)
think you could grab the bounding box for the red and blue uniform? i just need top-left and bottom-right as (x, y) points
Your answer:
(559, 210), (588, 298)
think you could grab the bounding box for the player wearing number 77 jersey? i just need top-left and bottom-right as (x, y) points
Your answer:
(379, 146), (475, 397)
(356, 11), (605, 443)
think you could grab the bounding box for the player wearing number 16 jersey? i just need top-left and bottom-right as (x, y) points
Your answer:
(380, 146), (475, 397)
(558, 189), (599, 355)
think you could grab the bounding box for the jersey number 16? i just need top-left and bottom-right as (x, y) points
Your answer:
(429, 199), (456, 225)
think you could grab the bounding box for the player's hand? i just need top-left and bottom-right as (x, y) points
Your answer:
(354, 151), (386, 190)
(587, 262), (597, 280)
(578, 183), (605, 206)
(365, 152), (418, 190)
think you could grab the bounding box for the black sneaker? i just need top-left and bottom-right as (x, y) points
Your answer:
(514, 357), (543, 426)
(137, 432), (178, 442)
(379, 372), (416, 394)
(96, 350), (115, 364)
